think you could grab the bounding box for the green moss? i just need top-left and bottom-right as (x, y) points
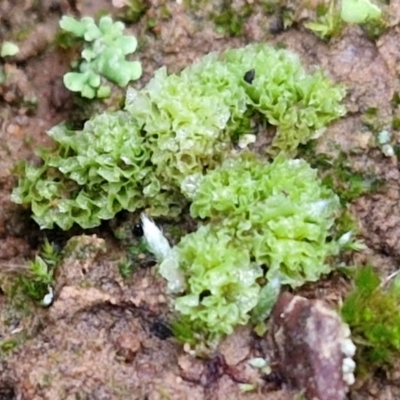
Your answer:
(0, 330), (28, 358)
(12, 112), (173, 229)
(9, 41), (353, 351)
(146, 17), (158, 30)
(119, 0), (149, 23)
(118, 257), (134, 279)
(55, 30), (80, 49)
(0, 339), (18, 353)
(212, 2), (253, 37)
(159, 4), (172, 20)
(16, 239), (60, 302)
(305, 0), (343, 39)
(342, 266), (400, 374)
(300, 146), (381, 204)
(161, 152), (342, 346)
(362, 18), (387, 39)
(190, 153), (340, 288)
(362, 107), (383, 132)
(262, 1), (281, 14)
(62, 235), (106, 261)
(394, 144), (400, 159)
(392, 117), (400, 130)
(322, 161), (380, 204)
(13, 43), (345, 230)
(392, 92), (400, 107)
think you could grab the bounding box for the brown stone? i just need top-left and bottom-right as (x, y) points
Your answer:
(114, 333), (141, 363)
(270, 292), (351, 400)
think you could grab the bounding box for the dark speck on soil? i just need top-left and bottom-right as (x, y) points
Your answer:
(149, 320), (173, 340)
(132, 223), (144, 237)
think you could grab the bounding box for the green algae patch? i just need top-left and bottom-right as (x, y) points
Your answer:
(12, 43), (346, 231)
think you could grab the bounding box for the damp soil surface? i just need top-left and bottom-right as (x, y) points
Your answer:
(1, 1), (400, 399)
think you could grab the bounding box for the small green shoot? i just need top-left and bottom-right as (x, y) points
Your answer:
(129, 240), (148, 256)
(0, 339), (18, 353)
(118, 257), (134, 279)
(334, 210), (366, 252)
(212, 2), (252, 37)
(305, 0), (343, 39)
(170, 318), (196, 345)
(342, 266), (400, 374)
(391, 117), (400, 131)
(118, 0), (149, 23)
(118, 240), (151, 278)
(362, 107), (381, 132)
(19, 256), (54, 301)
(18, 239), (60, 302)
(40, 238), (61, 267)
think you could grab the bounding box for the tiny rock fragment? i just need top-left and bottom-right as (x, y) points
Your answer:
(178, 354), (204, 382)
(270, 292), (355, 400)
(114, 333), (141, 363)
(218, 326), (251, 366)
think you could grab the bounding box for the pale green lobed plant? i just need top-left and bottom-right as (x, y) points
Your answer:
(60, 15), (142, 98)
(161, 153), (343, 347)
(12, 43), (346, 230)
(12, 43), (351, 349)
